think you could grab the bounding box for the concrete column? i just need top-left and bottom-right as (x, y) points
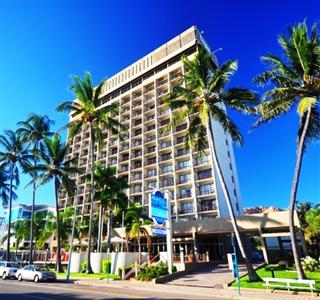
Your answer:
(259, 229), (269, 264)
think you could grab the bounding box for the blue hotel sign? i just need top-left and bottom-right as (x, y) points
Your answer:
(149, 191), (168, 226)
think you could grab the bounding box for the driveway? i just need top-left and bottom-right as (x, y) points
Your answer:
(167, 264), (247, 288)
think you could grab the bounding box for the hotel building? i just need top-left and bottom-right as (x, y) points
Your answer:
(59, 26), (242, 224)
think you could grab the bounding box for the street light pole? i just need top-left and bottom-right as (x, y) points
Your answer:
(165, 190), (173, 275)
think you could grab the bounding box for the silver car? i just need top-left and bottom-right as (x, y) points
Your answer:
(0, 261), (20, 279)
(16, 265), (56, 282)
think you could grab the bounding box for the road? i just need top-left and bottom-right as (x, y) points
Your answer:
(0, 279), (226, 299)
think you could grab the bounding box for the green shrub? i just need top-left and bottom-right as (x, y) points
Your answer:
(136, 264), (174, 281)
(301, 256), (320, 272)
(102, 259), (111, 274)
(80, 260), (87, 273)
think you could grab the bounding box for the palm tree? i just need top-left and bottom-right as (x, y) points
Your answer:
(0, 130), (31, 261)
(165, 46), (260, 281)
(34, 134), (79, 272)
(90, 163), (129, 254)
(125, 207), (152, 265)
(56, 72), (126, 273)
(254, 21), (320, 279)
(17, 113), (53, 264)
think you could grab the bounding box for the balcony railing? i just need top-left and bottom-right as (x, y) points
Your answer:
(178, 191), (192, 199)
(198, 172), (212, 180)
(178, 178), (191, 184)
(199, 189), (214, 196)
(200, 204), (217, 211)
(157, 89), (168, 96)
(180, 208), (193, 214)
(157, 79), (168, 86)
(144, 86), (154, 93)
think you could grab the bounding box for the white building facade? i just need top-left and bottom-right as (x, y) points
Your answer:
(60, 26), (242, 222)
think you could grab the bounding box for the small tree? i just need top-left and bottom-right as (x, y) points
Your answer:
(125, 206), (152, 265)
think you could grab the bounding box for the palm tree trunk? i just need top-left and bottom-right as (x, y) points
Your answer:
(97, 204), (102, 252)
(29, 180), (36, 264)
(86, 121), (95, 274)
(138, 231), (141, 265)
(288, 109), (311, 280)
(6, 164), (14, 261)
(54, 176), (63, 273)
(66, 186), (78, 280)
(207, 113), (260, 281)
(106, 213), (112, 256)
(29, 145), (38, 264)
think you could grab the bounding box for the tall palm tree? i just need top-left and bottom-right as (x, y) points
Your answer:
(125, 206), (152, 265)
(254, 21), (320, 279)
(0, 130), (31, 261)
(34, 134), (79, 272)
(56, 71), (126, 273)
(17, 113), (53, 264)
(165, 46), (260, 281)
(90, 163), (129, 254)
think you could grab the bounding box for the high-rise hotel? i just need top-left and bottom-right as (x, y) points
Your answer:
(60, 26), (242, 222)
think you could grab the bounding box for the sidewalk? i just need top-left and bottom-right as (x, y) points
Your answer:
(74, 278), (318, 300)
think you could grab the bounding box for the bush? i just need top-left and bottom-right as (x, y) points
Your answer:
(136, 264), (176, 281)
(102, 259), (111, 274)
(80, 260), (87, 273)
(301, 256), (320, 272)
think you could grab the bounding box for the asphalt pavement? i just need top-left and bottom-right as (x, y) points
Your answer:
(0, 279), (225, 300)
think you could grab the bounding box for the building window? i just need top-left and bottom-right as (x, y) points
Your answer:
(162, 153), (171, 161)
(147, 157), (156, 165)
(147, 146), (156, 153)
(198, 169), (212, 180)
(134, 150), (142, 157)
(179, 188), (191, 198)
(201, 200), (216, 211)
(135, 129), (142, 136)
(178, 160), (189, 170)
(162, 165), (173, 174)
(180, 202), (193, 214)
(148, 181), (157, 189)
(162, 177), (174, 187)
(147, 124), (156, 131)
(160, 119), (170, 126)
(147, 169), (157, 177)
(199, 184), (214, 195)
(177, 148), (188, 157)
(179, 174), (191, 184)
(176, 136), (185, 144)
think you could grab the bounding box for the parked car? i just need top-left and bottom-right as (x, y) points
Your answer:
(0, 261), (21, 279)
(15, 265), (56, 282)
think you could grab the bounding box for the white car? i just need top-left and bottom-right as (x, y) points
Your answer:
(15, 265), (56, 282)
(0, 261), (20, 279)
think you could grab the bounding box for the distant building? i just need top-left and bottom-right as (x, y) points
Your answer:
(243, 206), (282, 215)
(0, 204), (55, 250)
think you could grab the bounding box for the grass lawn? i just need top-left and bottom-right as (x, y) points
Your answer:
(54, 272), (119, 280)
(231, 265), (320, 292)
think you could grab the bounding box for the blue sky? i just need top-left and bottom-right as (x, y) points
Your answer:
(0, 0), (319, 216)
